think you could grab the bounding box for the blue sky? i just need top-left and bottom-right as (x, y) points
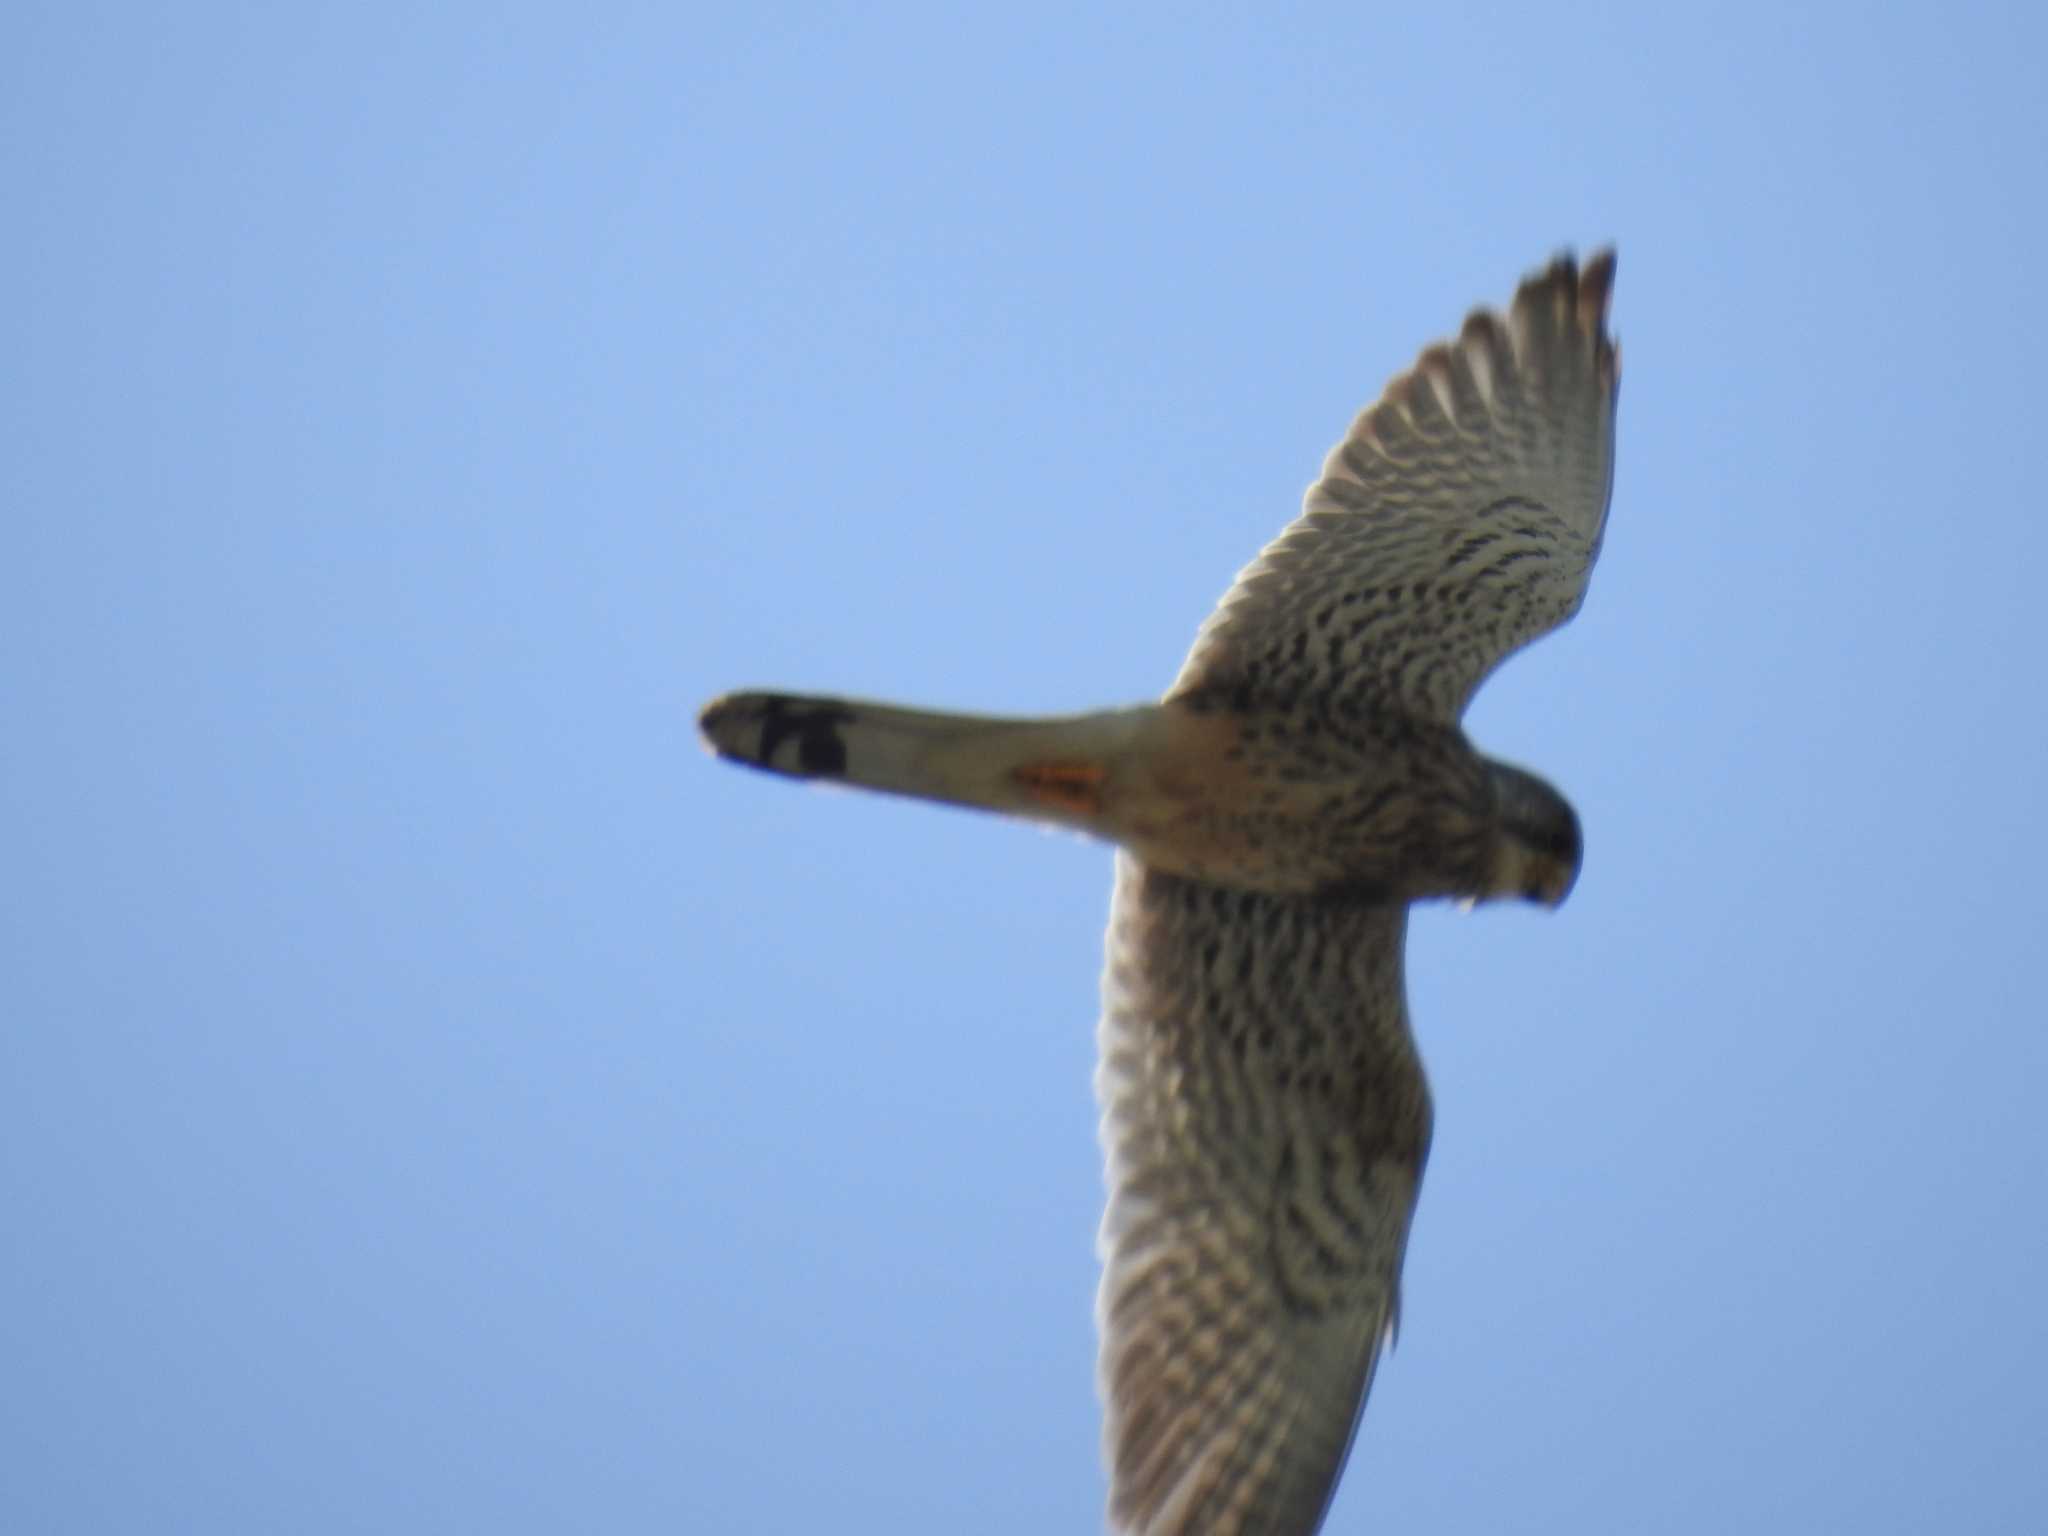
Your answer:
(6, 5), (2046, 1532)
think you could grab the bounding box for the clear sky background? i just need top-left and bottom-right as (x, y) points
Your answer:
(6, 5), (2045, 1533)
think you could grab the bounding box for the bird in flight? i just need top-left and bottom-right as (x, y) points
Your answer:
(700, 251), (1620, 1535)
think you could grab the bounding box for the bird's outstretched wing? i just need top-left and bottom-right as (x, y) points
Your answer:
(1170, 251), (1619, 722)
(1096, 858), (1430, 1535)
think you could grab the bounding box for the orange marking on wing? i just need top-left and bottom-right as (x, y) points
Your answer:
(1013, 759), (1107, 816)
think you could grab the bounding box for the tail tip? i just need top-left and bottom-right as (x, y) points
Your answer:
(696, 690), (852, 778)
(697, 692), (752, 758)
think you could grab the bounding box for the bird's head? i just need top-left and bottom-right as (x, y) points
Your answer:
(1482, 761), (1582, 908)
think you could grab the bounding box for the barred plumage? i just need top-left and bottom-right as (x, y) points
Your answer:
(700, 250), (1621, 1534)
(1097, 869), (1422, 1535)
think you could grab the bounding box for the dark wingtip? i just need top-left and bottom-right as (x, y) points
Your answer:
(1581, 246), (1619, 387)
(1516, 246), (1620, 390)
(1523, 246), (1616, 320)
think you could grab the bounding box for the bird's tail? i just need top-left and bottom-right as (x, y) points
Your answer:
(697, 690), (1160, 831)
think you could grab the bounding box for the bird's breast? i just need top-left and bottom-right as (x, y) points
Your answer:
(1099, 699), (1497, 898)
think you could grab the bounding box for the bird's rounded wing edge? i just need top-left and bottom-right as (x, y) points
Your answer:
(1169, 250), (1620, 723)
(1095, 856), (1431, 1535)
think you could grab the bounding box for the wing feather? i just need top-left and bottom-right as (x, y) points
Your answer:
(1096, 857), (1430, 1535)
(1170, 251), (1620, 721)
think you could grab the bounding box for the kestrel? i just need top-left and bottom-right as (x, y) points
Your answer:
(700, 251), (1620, 1535)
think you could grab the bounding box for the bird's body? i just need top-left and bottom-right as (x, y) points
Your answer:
(699, 688), (1513, 899)
(700, 251), (1620, 1535)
